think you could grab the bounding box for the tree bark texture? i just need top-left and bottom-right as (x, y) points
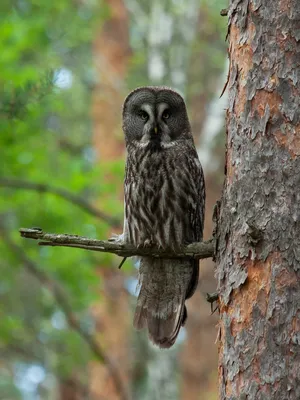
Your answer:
(217, 1), (300, 399)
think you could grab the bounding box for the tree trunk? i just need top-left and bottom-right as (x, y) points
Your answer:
(90, 1), (131, 399)
(59, 378), (83, 400)
(217, 1), (300, 399)
(92, 0), (131, 161)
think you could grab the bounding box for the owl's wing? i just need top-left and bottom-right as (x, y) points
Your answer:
(122, 160), (131, 243)
(185, 151), (205, 300)
(190, 154), (205, 242)
(181, 149), (205, 243)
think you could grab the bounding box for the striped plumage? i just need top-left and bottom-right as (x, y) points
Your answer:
(122, 86), (205, 348)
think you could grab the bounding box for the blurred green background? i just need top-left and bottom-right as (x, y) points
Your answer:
(0, 1), (227, 399)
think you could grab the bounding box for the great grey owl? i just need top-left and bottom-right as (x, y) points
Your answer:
(122, 86), (205, 348)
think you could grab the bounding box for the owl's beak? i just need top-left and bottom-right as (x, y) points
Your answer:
(154, 126), (158, 134)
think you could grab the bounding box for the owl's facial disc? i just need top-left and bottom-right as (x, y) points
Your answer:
(122, 87), (192, 148)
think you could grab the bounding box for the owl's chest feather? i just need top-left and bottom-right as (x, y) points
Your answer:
(125, 139), (205, 247)
(129, 150), (177, 203)
(125, 148), (196, 246)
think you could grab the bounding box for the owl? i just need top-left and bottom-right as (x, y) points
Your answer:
(122, 86), (205, 348)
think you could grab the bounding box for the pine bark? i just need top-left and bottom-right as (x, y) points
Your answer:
(217, 1), (300, 399)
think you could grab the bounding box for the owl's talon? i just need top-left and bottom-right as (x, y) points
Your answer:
(136, 240), (153, 248)
(108, 233), (124, 244)
(143, 239), (153, 248)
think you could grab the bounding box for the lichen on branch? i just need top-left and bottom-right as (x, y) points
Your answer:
(19, 228), (214, 260)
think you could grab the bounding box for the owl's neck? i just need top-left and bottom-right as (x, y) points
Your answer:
(129, 138), (180, 153)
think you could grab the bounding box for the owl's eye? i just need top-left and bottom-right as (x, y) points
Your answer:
(162, 110), (170, 120)
(139, 110), (149, 121)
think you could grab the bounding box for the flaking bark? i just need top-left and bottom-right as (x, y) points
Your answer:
(216, 1), (300, 399)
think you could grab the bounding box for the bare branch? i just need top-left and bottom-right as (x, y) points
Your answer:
(1, 227), (129, 400)
(19, 228), (215, 260)
(0, 178), (121, 227)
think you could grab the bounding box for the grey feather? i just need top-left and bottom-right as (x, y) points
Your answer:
(122, 86), (205, 348)
(133, 258), (194, 348)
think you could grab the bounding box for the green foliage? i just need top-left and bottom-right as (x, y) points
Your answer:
(0, 1), (122, 397)
(187, 0), (228, 102)
(1, 0), (228, 398)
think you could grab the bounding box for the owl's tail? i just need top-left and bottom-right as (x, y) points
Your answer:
(133, 257), (199, 348)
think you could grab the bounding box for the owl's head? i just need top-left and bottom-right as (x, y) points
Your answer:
(122, 86), (192, 149)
